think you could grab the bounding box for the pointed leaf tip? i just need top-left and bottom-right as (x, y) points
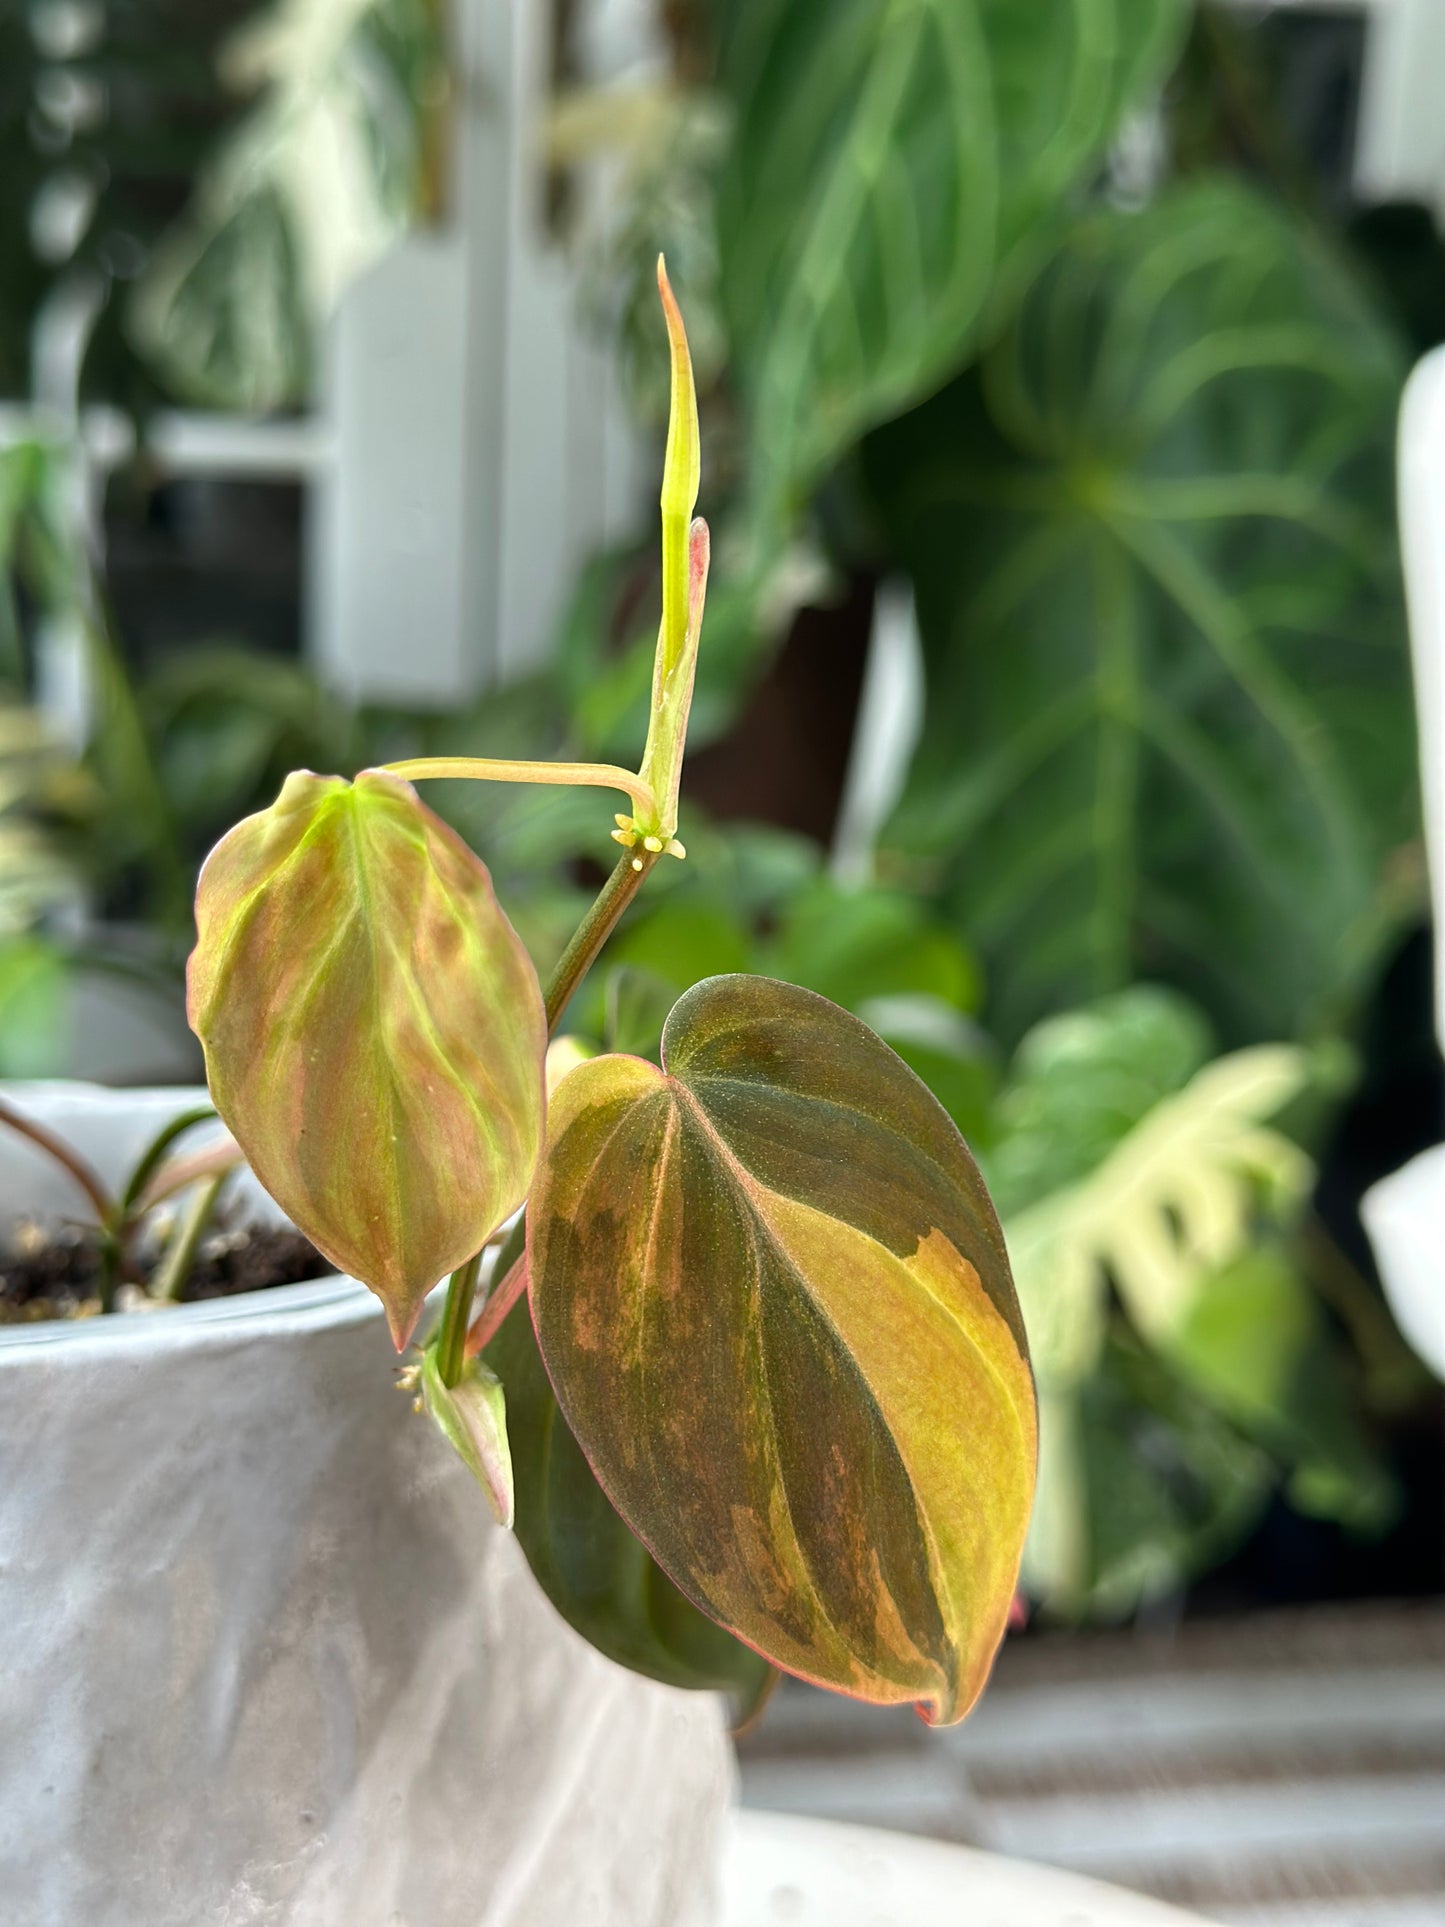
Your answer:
(658, 258), (700, 523)
(188, 769), (546, 1344)
(388, 1301), (422, 1353)
(638, 273), (707, 840)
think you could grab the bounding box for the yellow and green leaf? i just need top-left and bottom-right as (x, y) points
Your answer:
(483, 1218), (775, 1708)
(528, 974), (1036, 1725)
(187, 767), (546, 1347)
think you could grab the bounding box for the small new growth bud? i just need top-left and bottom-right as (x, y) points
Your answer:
(643, 835), (663, 853)
(631, 857), (644, 872)
(420, 1344), (514, 1528)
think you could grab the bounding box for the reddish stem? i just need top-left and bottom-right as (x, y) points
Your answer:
(0, 1097), (114, 1225)
(139, 1138), (243, 1212)
(465, 1252), (529, 1359)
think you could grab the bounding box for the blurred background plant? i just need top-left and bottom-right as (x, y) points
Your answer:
(1, 0), (446, 414)
(0, 0), (1439, 1621)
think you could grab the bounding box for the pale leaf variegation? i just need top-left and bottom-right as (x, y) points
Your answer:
(1008, 1044), (1314, 1391)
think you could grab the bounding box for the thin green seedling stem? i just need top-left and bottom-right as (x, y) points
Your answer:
(151, 1169), (230, 1304)
(545, 849), (661, 1035)
(141, 1139), (244, 1211)
(0, 1103), (236, 1313)
(434, 847), (662, 1384)
(120, 1106), (218, 1217)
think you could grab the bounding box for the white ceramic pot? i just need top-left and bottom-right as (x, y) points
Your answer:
(0, 1085), (732, 1927)
(1364, 353), (1445, 1383)
(719, 1813), (1214, 1927)
(1363, 1143), (1445, 1380)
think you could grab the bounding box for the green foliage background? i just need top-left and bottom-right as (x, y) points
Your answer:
(865, 181), (1412, 1048)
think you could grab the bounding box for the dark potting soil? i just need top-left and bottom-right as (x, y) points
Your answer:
(0, 1217), (333, 1325)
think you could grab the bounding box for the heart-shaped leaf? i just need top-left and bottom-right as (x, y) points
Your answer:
(188, 768), (546, 1346)
(528, 974), (1036, 1725)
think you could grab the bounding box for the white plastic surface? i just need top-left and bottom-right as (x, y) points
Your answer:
(1397, 350), (1445, 1053)
(0, 1085), (732, 1927)
(1363, 351), (1445, 1379)
(1361, 1143), (1445, 1379)
(719, 1813), (1213, 1927)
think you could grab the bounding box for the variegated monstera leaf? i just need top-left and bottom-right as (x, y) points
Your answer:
(528, 974), (1036, 1724)
(188, 768), (546, 1346)
(988, 991), (1332, 1616)
(1007, 1043), (1314, 1393)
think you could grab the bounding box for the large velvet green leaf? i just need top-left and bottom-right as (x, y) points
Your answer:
(482, 1220), (774, 1708)
(188, 769), (546, 1347)
(865, 181), (1414, 1046)
(528, 974), (1036, 1725)
(716, 0), (1189, 528)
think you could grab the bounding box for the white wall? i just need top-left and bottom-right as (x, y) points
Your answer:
(312, 0), (650, 706)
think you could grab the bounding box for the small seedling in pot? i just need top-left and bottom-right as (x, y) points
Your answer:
(0, 1099), (326, 1319)
(186, 264), (1038, 1724)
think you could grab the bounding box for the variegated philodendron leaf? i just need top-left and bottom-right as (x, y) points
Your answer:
(483, 1218), (775, 1710)
(528, 974), (1036, 1725)
(188, 768), (546, 1346)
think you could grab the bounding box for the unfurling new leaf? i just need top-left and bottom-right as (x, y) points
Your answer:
(528, 975), (1037, 1725)
(421, 1346), (514, 1528)
(187, 768), (546, 1347)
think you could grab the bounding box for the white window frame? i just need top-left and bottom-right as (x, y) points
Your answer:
(4, 0), (649, 718)
(1222, 0), (1445, 217)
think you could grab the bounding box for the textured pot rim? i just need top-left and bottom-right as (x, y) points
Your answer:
(0, 1269), (378, 1364)
(0, 1078), (383, 1366)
